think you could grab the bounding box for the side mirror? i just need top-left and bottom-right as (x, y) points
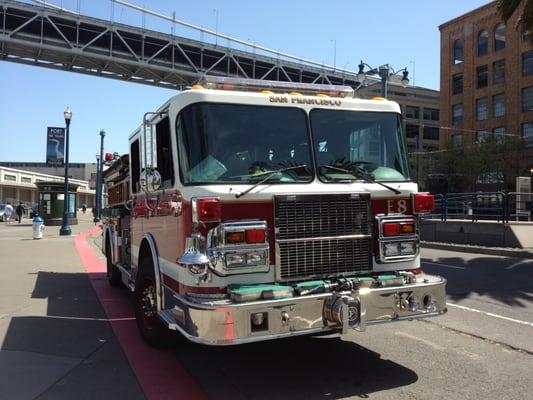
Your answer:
(139, 168), (162, 193)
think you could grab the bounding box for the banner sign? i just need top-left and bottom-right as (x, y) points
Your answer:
(46, 127), (65, 166)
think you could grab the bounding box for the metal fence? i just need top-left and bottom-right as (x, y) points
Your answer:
(426, 192), (533, 223)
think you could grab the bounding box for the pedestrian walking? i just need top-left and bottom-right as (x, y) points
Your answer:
(82, 203), (87, 214)
(4, 202), (13, 225)
(16, 202), (26, 224)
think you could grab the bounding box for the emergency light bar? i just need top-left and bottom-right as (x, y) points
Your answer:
(197, 76), (354, 98)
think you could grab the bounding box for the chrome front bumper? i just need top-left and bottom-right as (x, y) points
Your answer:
(159, 274), (447, 346)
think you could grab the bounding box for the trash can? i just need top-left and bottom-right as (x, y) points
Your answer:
(32, 215), (45, 240)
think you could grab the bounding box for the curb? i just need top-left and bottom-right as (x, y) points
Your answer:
(421, 241), (533, 259)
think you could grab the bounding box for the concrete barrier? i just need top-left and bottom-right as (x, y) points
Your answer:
(420, 219), (533, 249)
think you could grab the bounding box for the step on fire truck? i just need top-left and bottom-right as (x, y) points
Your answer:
(102, 77), (447, 347)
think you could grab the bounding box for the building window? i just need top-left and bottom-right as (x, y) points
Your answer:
(452, 73), (463, 95)
(476, 130), (489, 142)
(452, 104), (463, 126)
(493, 94), (505, 117)
(478, 30), (489, 56)
(423, 126), (439, 140)
(476, 97), (488, 121)
(522, 123), (533, 147)
(405, 124), (419, 138)
(477, 65), (488, 88)
(522, 26), (531, 42)
(407, 144), (417, 154)
(21, 177), (32, 183)
(405, 106), (420, 119)
(494, 23), (506, 51)
(493, 60), (505, 84)
(522, 86), (533, 112)
(423, 108), (440, 121)
(523, 51), (533, 76)
(494, 127), (506, 143)
(3, 174), (16, 182)
(452, 134), (463, 147)
(454, 39), (463, 64)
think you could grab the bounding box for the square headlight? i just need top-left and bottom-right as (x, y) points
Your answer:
(225, 253), (246, 267)
(383, 242), (401, 257)
(400, 241), (417, 255)
(246, 251), (266, 265)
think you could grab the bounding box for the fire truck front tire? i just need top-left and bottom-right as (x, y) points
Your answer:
(135, 257), (172, 348)
(106, 240), (122, 288)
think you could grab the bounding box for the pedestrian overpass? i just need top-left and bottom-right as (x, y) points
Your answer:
(0, 0), (363, 89)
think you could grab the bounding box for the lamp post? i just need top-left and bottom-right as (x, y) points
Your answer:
(59, 107), (72, 236)
(94, 154), (100, 223)
(357, 60), (410, 98)
(94, 130), (105, 223)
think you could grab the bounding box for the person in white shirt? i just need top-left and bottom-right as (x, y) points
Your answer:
(4, 203), (13, 224)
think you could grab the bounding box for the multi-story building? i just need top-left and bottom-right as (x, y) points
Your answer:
(439, 2), (533, 179)
(359, 82), (440, 189)
(0, 162), (97, 184)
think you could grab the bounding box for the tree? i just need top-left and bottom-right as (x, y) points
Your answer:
(427, 136), (527, 193)
(497, 0), (533, 41)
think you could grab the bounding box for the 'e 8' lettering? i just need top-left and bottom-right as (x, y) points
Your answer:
(387, 199), (407, 214)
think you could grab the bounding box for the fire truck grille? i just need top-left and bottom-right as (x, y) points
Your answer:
(274, 194), (372, 281)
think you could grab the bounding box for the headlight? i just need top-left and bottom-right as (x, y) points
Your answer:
(225, 250), (267, 268)
(383, 241), (417, 257)
(246, 251), (266, 265)
(225, 253), (246, 267)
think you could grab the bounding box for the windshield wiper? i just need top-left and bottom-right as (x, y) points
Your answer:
(320, 165), (401, 195)
(234, 164), (308, 199)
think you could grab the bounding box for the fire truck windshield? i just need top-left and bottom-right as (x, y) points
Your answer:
(310, 109), (410, 182)
(177, 103), (314, 184)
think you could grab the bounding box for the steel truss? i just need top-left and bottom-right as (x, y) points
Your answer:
(0, 0), (362, 89)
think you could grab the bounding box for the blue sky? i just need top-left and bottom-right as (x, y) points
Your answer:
(0, 0), (490, 163)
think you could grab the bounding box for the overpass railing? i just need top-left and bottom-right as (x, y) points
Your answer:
(425, 192), (533, 223)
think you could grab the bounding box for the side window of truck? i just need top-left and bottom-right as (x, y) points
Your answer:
(130, 139), (141, 193)
(155, 116), (175, 189)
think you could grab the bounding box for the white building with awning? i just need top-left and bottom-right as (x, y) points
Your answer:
(0, 166), (95, 209)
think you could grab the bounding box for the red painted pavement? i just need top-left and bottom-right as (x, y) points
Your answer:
(75, 227), (207, 400)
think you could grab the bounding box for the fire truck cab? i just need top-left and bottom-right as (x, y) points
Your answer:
(102, 77), (447, 347)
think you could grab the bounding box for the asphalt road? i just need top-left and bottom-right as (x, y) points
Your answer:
(1, 219), (532, 400)
(174, 247), (533, 400)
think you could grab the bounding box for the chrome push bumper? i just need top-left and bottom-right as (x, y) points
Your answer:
(159, 274), (447, 346)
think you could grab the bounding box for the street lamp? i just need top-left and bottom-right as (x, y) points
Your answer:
(94, 154), (100, 223)
(94, 130), (105, 223)
(59, 107), (72, 236)
(356, 60), (409, 98)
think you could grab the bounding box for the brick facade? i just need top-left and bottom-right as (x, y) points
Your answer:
(439, 2), (533, 177)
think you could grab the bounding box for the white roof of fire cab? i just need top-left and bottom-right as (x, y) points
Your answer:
(129, 80), (401, 140)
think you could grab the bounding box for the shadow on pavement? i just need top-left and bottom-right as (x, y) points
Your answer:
(422, 255), (533, 307)
(0, 271), (144, 400)
(2, 270), (419, 399)
(177, 334), (418, 399)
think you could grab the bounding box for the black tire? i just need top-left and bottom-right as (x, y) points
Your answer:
(106, 240), (122, 287)
(135, 257), (173, 348)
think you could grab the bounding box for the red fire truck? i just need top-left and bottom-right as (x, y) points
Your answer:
(102, 77), (446, 347)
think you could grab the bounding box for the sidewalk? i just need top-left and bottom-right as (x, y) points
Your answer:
(421, 241), (533, 259)
(0, 212), (145, 399)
